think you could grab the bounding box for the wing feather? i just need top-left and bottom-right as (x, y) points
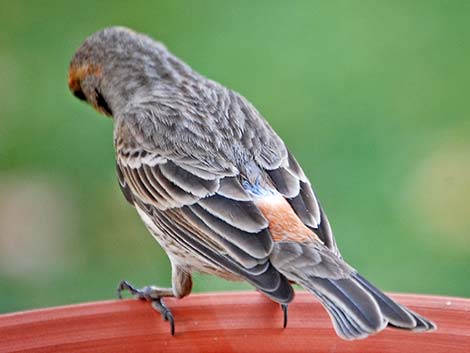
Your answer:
(160, 161), (219, 197)
(187, 204), (273, 259)
(267, 167), (300, 198)
(217, 177), (252, 201)
(198, 195), (268, 233)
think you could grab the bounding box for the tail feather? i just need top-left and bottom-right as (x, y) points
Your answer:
(408, 311), (436, 331)
(352, 273), (436, 331)
(320, 290), (373, 339)
(301, 276), (387, 339)
(300, 273), (436, 340)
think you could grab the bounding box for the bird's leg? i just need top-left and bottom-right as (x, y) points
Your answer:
(281, 304), (289, 328)
(116, 265), (192, 336)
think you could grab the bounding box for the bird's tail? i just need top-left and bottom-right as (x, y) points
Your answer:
(297, 272), (436, 340)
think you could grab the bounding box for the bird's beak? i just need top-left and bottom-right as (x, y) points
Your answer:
(68, 67), (87, 102)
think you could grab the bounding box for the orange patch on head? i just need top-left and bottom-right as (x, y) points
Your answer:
(255, 195), (321, 243)
(68, 64), (101, 92)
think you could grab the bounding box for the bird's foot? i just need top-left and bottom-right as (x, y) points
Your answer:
(281, 304), (289, 328)
(152, 298), (175, 335)
(117, 280), (175, 335)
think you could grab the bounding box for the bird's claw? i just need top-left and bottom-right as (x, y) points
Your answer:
(281, 304), (288, 328)
(152, 299), (175, 335)
(117, 280), (144, 299)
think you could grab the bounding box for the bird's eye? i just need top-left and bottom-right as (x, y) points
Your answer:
(95, 88), (113, 116)
(73, 88), (87, 101)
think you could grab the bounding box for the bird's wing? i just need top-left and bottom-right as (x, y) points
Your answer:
(115, 117), (295, 303)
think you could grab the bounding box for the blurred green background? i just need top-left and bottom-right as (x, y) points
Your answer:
(1, 0), (469, 313)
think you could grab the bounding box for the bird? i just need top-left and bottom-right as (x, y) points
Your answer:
(68, 26), (436, 340)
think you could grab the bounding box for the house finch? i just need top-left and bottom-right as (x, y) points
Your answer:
(68, 26), (435, 339)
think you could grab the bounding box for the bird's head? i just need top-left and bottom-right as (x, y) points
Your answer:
(68, 26), (169, 118)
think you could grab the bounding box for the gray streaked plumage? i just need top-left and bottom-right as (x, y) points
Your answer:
(68, 26), (436, 339)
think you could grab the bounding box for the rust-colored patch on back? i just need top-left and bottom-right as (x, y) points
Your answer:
(255, 194), (322, 243)
(68, 64), (102, 92)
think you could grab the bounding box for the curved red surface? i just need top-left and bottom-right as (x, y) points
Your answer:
(0, 292), (468, 353)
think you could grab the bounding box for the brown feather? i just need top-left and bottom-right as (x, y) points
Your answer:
(255, 194), (321, 243)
